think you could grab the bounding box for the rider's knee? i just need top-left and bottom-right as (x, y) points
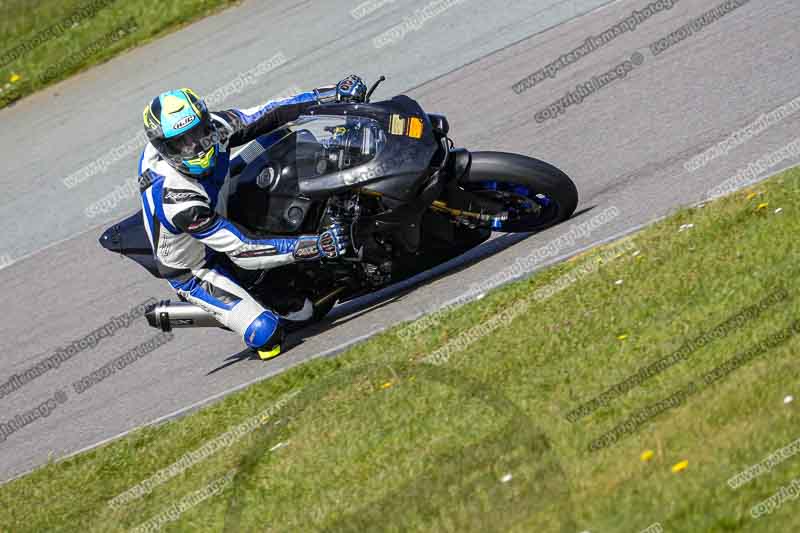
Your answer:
(243, 311), (281, 349)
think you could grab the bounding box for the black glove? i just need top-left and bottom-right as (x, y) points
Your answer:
(336, 75), (368, 103)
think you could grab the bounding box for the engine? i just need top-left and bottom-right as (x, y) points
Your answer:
(325, 191), (394, 287)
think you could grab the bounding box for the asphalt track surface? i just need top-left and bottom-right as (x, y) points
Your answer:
(1, 0), (799, 483)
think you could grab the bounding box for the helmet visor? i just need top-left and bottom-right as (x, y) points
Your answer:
(158, 117), (217, 164)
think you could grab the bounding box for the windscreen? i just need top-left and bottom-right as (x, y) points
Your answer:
(292, 115), (387, 181)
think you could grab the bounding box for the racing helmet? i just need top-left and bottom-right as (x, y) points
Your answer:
(143, 88), (218, 177)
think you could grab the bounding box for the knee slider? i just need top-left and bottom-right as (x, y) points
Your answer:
(244, 311), (281, 349)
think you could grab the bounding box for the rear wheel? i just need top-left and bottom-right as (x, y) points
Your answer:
(459, 151), (578, 232)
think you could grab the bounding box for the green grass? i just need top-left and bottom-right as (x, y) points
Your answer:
(3, 167), (800, 532)
(0, 0), (241, 109)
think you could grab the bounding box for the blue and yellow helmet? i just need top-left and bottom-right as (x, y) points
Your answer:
(143, 88), (218, 177)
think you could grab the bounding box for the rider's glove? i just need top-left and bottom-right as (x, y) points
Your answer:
(336, 75), (368, 103)
(318, 223), (350, 258)
(292, 223), (350, 260)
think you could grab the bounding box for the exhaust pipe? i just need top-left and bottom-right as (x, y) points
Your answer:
(145, 300), (224, 332)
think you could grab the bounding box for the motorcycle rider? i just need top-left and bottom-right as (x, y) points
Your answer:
(138, 75), (368, 360)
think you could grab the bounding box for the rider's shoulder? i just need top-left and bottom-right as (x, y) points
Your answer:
(162, 170), (205, 190)
(142, 160), (207, 203)
(139, 143), (160, 175)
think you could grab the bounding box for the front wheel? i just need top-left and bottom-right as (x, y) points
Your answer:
(459, 151), (578, 232)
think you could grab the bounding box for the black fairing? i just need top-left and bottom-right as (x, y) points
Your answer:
(99, 210), (162, 277)
(226, 95), (440, 234)
(298, 95), (438, 198)
(226, 128), (321, 235)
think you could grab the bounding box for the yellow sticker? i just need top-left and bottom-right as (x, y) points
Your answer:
(407, 117), (424, 138)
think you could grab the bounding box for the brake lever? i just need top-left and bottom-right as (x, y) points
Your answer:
(365, 76), (386, 103)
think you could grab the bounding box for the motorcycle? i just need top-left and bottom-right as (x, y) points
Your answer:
(99, 77), (578, 334)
